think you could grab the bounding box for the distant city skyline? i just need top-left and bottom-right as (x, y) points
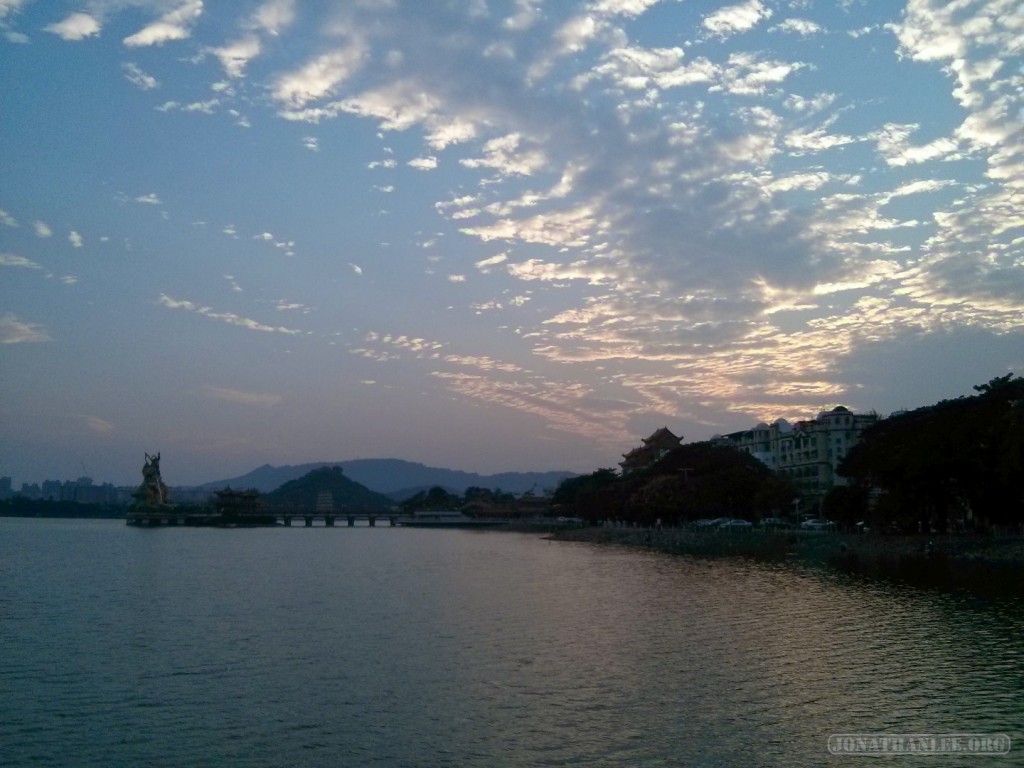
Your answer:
(2, 1), (1021, 486)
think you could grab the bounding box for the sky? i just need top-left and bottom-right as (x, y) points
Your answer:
(1, 0), (1022, 487)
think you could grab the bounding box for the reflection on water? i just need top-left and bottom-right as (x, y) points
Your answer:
(1, 519), (1021, 766)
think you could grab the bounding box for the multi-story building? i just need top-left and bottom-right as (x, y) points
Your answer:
(715, 406), (878, 504)
(620, 427), (683, 474)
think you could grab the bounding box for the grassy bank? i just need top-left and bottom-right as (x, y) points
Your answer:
(549, 527), (1024, 597)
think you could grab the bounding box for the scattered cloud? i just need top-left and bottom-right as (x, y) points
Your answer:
(32, 220), (52, 238)
(272, 45), (366, 108)
(771, 18), (822, 36)
(703, 0), (772, 38)
(44, 13), (101, 41)
(474, 253), (508, 272)
(122, 62), (159, 90)
(408, 156), (437, 170)
(201, 385), (282, 406)
(5, 0), (1024, 470)
(249, 0), (295, 36)
(157, 294), (305, 335)
(83, 415), (114, 433)
(208, 36), (261, 79)
(68, 231), (83, 248)
(0, 252), (42, 269)
(124, 0), (203, 47)
(0, 313), (51, 344)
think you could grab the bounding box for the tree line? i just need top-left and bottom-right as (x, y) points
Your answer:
(554, 375), (1024, 533)
(828, 374), (1024, 532)
(553, 443), (796, 526)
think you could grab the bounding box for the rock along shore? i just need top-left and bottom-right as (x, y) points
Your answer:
(548, 527), (1024, 597)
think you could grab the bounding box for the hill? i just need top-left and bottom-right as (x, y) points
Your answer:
(197, 459), (575, 498)
(260, 466), (393, 511)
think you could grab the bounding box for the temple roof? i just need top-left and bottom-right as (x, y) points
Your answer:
(642, 426), (682, 445)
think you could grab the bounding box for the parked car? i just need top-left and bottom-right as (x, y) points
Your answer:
(800, 518), (835, 530)
(761, 517), (793, 528)
(717, 518), (753, 529)
(692, 518), (720, 528)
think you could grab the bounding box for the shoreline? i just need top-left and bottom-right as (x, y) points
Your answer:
(548, 527), (1024, 598)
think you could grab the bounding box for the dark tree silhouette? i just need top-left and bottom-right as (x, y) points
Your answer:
(840, 374), (1024, 531)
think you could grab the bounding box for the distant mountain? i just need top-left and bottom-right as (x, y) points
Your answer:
(197, 459), (576, 498)
(261, 466), (393, 511)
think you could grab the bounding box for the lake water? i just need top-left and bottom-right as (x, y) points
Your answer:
(2, 518), (1021, 767)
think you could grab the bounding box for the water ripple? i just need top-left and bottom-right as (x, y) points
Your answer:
(1, 519), (1021, 767)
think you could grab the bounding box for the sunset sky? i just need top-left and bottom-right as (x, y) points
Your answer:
(2, 0), (1022, 487)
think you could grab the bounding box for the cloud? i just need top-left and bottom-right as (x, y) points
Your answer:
(460, 133), (546, 177)
(0, 209), (17, 227)
(208, 36), (261, 78)
(474, 253), (508, 271)
(272, 45), (366, 107)
(0, 313), (51, 344)
(68, 230), (83, 248)
(32, 220), (52, 237)
(249, 0), (295, 36)
(869, 123), (960, 166)
(83, 416), (114, 433)
(123, 0), (203, 47)
(157, 293), (305, 335)
(44, 12), (101, 41)
(703, 0), (772, 38)
(0, 1), (29, 22)
(784, 92), (836, 113)
(0, 252), (42, 269)
(135, 192), (162, 204)
(201, 385), (282, 406)
(122, 62), (158, 89)
(275, 300), (310, 312)
(771, 18), (822, 36)
(3, 0), (1021, 445)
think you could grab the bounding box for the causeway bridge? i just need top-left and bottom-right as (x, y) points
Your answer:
(126, 510), (402, 527)
(277, 512), (400, 527)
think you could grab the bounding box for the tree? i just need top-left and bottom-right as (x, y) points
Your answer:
(821, 485), (870, 530)
(553, 469), (620, 521)
(400, 486), (461, 512)
(840, 374), (1024, 531)
(553, 444), (796, 525)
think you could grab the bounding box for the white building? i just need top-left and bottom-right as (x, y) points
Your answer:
(714, 406), (878, 502)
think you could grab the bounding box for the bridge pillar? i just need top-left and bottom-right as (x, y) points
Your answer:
(347, 516), (355, 527)
(326, 516), (335, 527)
(283, 516), (292, 527)
(304, 516), (313, 527)
(389, 516), (397, 527)
(368, 515), (376, 527)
